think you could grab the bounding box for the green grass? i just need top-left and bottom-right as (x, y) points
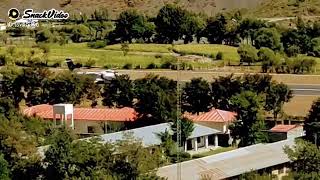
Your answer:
(0, 43), (221, 69)
(192, 147), (236, 158)
(105, 44), (172, 53)
(174, 44), (240, 63)
(49, 43), (164, 68)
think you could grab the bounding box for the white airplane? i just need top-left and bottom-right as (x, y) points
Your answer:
(77, 70), (118, 84)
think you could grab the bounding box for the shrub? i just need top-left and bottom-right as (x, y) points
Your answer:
(87, 40), (107, 49)
(155, 54), (163, 59)
(121, 43), (130, 56)
(286, 45), (300, 57)
(6, 46), (16, 56)
(146, 63), (157, 69)
(51, 62), (61, 68)
(104, 65), (110, 69)
(123, 63), (133, 69)
(75, 62), (83, 68)
(216, 51), (224, 60)
(84, 58), (96, 68)
(0, 54), (6, 66)
(169, 152), (191, 163)
(135, 65), (141, 69)
(160, 61), (173, 69)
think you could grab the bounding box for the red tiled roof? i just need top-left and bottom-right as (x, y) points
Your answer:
(270, 125), (300, 133)
(22, 104), (137, 122)
(184, 109), (237, 123)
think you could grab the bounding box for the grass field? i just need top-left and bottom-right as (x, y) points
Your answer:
(0, 43), (221, 69)
(105, 44), (172, 53)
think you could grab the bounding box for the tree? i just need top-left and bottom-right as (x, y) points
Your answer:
(211, 74), (242, 110)
(70, 24), (89, 43)
(35, 28), (53, 43)
(304, 98), (320, 145)
(0, 32), (9, 45)
(134, 74), (177, 125)
(229, 91), (267, 147)
(258, 48), (281, 73)
(238, 44), (258, 65)
(238, 18), (266, 44)
(0, 153), (9, 180)
(15, 66), (52, 106)
(310, 37), (320, 57)
(46, 71), (92, 105)
(182, 78), (211, 114)
(114, 132), (163, 178)
(155, 4), (188, 43)
(114, 9), (152, 43)
(254, 28), (282, 51)
(171, 117), (194, 149)
(91, 8), (109, 21)
(265, 82), (293, 122)
(44, 127), (74, 180)
(205, 13), (228, 44)
(121, 42), (129, 56)
(102, 74), (134, 107)
(284, 139), (320, 179)
(182, 13), (206, 44)
(0, 67), (23, 107)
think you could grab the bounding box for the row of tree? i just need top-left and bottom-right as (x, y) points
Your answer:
(0, 101), (165, 179)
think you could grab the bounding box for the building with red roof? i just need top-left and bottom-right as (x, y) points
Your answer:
(268, 124), (305, 142)
(185, 109), (237, 134)
(22, 104), (137, 135)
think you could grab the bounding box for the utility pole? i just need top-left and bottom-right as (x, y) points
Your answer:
(176, 52), (182, 180)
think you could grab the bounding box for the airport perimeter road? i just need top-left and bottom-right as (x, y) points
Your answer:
(56, 68), (320, 96)
(288, 84), (320, 96)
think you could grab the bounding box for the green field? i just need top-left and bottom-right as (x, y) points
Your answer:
(105, 44), (172, 53)
(0, 43), (222, 69)
(1, 42), (320, 71)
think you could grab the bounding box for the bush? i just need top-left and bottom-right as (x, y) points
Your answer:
(216, 51), (224, 60)
(123, 63), (133, 69)
(160, 61), (173, 69)
(75, 62), (83, 68)
(155, 54), (163, 59)
(135, 65), (141, 69)
(0, 54), (6, 66)
(169, 152), (191, 163)
(286, 45), (300, 57)
(87, 40), (107, 49)
(146, 63), (157, 69)
(103, 65), (110, 69)
(51, 62), (61, 68)
(84, 58), (96, 68)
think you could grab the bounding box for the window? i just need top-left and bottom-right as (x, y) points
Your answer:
(87, 126), (94, 133)
(197, 137), (201, 143)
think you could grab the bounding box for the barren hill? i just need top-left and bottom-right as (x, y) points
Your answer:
(0, 0), (262, 19)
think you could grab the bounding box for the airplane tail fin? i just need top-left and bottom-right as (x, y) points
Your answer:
(66, 58), (75, 71)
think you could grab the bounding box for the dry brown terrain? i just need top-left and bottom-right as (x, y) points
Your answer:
(0, 0), (263, 19)
(284, 95), (320, 117)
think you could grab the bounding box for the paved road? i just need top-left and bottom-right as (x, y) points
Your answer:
(288, 84), (320, 96)
(74, 69), (320, 96)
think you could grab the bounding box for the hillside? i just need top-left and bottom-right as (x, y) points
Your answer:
(1, 0), (320, 20)
(1, 0), (262, 19)
(251, 0), (320, 17)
